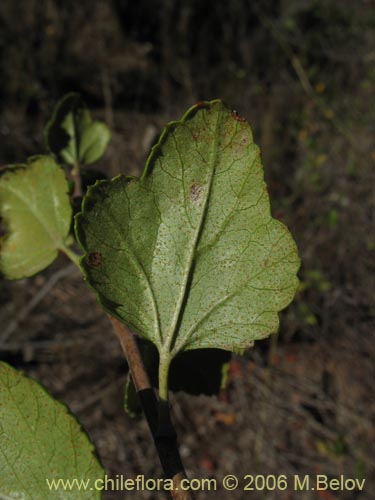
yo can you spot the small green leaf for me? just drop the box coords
[76,100,300,393]
[0,362,103,499]
[0,155,73,279]
[45,93,111,166]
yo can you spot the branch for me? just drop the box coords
[71,163,82,198]
[108,317,195,500]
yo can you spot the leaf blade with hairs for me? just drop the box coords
[76,100,300,367]
[0,362,103,499]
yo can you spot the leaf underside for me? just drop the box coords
[0,362,103,499]
[76,100,300,359]
[0,156,72,279]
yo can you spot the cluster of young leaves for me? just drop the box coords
[45,92,111,167]
[0,97,300,498]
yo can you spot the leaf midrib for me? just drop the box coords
[162,109,222,357]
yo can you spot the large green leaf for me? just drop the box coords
[0,156,73,279]
[45,93,111,166]
[76,100,300,384]
[0,362,103,499]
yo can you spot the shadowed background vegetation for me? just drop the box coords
[0,1,374,499]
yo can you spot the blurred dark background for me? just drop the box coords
[0,1,374,499]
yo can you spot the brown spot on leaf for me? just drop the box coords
[231,110,246,122]
[263,258,269,268]
[88,252,102,268]
[189,183,202,202]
